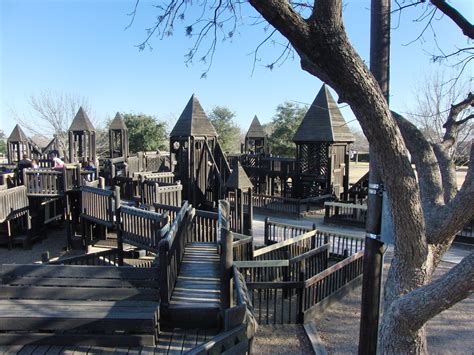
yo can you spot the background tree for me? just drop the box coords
[351,129,369,153]
[208,106,241,153]
[268,102,306,157]
[133,1,474,353]
[0,130,6,156]
[122,113,168,153]
[407,72,473,163]
[10,90,92,153]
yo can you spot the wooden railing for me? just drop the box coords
[113,176,138,201]
[303,250,364,312]
[23,168,65,197]
[456,219,474,244]
[191,209,218,243]
[158,201,193,306]
[263,219,363,259]
[138,172,175,184]
[243,192,303,216]
[254,230,324,261]
[233,233,253,261]
[117,205,169,256]
[324,201,367,228]
[0,185,29,223]
[154,203,181,223]
[234,240,364,324]
[80,186,120,228]
[47,249,121,266]
[140,180,182,208]
[264,218,316,245]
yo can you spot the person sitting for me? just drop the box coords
[52,156,65,168]
[84,159,96,181]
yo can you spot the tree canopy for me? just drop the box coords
[121,113,168,153]
[268,102,306,157]
[208,106,241,153]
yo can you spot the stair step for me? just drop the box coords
[161,306,220,329]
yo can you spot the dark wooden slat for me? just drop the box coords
[0,334,156,347]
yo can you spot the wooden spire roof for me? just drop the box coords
[170,95,217,138]
[246,115,266,138]
[7,124,28,142]
[226,161,253,190]
[69,107,95,132]
[293,85,354,143]
[109,112,128,130]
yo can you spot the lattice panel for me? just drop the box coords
[297,143,329,176]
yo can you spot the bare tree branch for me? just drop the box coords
[392,251,474,333]
[441,92,474,150]
[430,0,474,39]
[392,111,444,209]
[428,142,474,244]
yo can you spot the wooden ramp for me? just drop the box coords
[163,242,221,328]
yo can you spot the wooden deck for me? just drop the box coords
[1,328,218,354]
[164,242,221,328]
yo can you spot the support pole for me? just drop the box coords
[358,0,390,354]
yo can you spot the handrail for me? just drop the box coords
[253,230,317,258]
[305,250,364,287]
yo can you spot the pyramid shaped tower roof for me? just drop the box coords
[109,112,128,130]
[246,115,266,138]
[226,161,253,190]
[293,85,354,143]
[69,107,95,132]
[7,124,29,142]
[170,95,217,138]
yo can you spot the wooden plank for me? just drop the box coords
[168,329,186,354]
[0,334,156,347]
[2,277,159,289]
[0,286,159,301]
[0,264,157,280]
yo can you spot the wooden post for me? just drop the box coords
[297,270,305,323]
[245,187,253,236]
[158,240,170,306]
[264,217,270,245]
[220,228,233,316]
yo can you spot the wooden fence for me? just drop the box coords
[140,181,182,208]
[117,205,170,256]
[23,168,65,197]
[0,185,31,249]
[233,232,253,261]
[158,201,193,306]
[235,247,363,324]
[138,172,175,184]
[243,192,303,216]
[324,201,367,228]
[192,209,219,243]
[264,218,316,245]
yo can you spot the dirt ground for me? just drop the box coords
[313,247,474,354]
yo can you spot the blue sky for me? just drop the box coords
[1,0,472,137]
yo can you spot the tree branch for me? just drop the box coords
[394,251,474,332]
[430,0,474,39]
[428,141,474,244]
[441,92,474,150]
[392,111,444,209]
[432,143,458,203]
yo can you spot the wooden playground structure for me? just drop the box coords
[0,86,470,353]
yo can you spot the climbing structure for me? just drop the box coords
[68,106,96,164]
[109,112,129,159]
[293,84,354,198]
[170,94,230,208]
[7,125,31,164]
